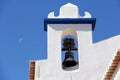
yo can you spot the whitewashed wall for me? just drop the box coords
[33,3,120,80]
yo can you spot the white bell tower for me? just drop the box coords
[30,3,96,80]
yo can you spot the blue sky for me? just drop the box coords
[0,0,120,80]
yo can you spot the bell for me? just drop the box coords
[62,50,78,68]
[62,38,78,51]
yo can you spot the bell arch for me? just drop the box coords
[61,28,79,71]
[61,28,77,39]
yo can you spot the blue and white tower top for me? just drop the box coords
[48,3,92,18]
[44,3,96,31]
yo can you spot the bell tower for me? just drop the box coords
[30,3,96,80]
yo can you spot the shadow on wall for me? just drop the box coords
[49,24,93,31]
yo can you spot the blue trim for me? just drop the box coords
[44,18,96,31]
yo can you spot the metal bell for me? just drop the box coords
[62,38,78,51]
[62,50,78,68]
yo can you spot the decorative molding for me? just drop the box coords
[48,3,92,18]
[44,18,96,31]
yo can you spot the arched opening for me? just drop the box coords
[61,28,79,71]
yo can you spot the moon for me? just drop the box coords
[18,38,24,43]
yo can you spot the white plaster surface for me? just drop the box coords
[48,3,92,18]
[33,3,120,80]
[35,30,120,80]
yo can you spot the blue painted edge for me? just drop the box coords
[44,18,96,31]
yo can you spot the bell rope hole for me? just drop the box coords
[61,28,79,71]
